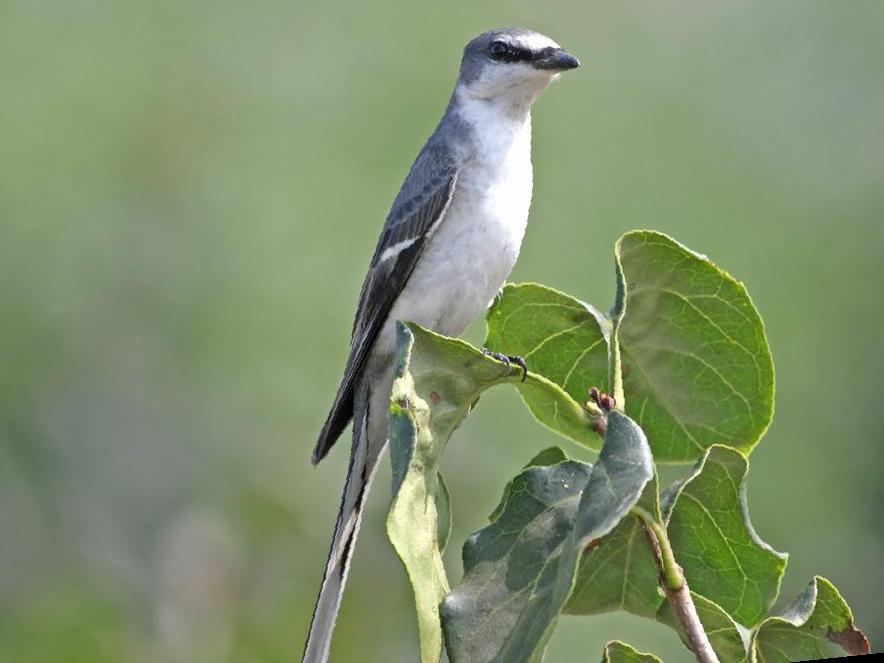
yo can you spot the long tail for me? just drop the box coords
[303,386,384,663]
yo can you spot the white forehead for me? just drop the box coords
[512,32,560,51]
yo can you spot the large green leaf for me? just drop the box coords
[442,410,653,662]
[601,641,662,663]
[441,457,591,662]
[387,324,516,662]
[387,323,598,662]
[485,283,607,449]
[614,231,774,462]
[486,233,774,464]
[750,577,870,662]
[665,445,787,627]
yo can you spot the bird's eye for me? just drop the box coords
[489,41,509,60]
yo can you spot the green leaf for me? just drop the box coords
[547,411,656,657]
[442,410,653,662]
[488,446,570,522]
[601,640,662,663]
[750,577,871,661]
[523,445,570,468]
[565,476,661,619]
[441,458,592,662]
[510,373,601,450]
[387,324,513,662]
[487,232,774,464]
[387,396,449,663]
[665,445,787,626]
[387,323,596,662]
[613,231,774,462]
[485,283,607,449]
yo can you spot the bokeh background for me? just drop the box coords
[2,1,882,661]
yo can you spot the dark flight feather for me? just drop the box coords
[312,143,457,464]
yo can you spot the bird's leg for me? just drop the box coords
[481,348,528,382]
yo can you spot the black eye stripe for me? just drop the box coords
[512,47,533,61]
[489,42,556,63]
[488,41,536,62]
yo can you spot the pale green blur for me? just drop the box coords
[1,1,882,661]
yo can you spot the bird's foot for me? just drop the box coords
[481,348,528,382]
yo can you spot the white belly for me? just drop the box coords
[398,184,529,328]
[376,134,533,359]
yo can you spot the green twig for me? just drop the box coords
[632,507,682,590]
[608,330,625,411]
[632,508,720,663]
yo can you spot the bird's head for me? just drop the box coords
[457,29,579,109]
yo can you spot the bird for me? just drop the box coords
[303,28,579,662]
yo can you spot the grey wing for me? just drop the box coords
[312,147,457,464]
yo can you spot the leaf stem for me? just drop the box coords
[632,508,681,590]
[609,330,625,412]
[632,508,720,663]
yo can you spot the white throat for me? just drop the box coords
[453,84,535,157]
[454,76,552,122]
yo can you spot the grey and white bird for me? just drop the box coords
[304,28,579,662]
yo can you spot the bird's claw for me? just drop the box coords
[481,348,528,382]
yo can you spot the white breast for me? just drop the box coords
[380,101,534,353]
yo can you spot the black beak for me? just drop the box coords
[534,48,580,71]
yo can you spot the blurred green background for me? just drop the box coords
[2,1,882,661]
